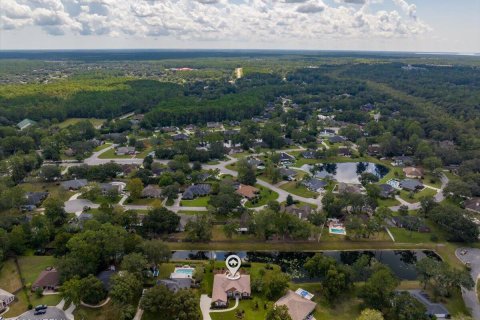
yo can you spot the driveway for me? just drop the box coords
[200,294,212,320]
[64,199,99,214]
[455,247,480,320]
[17,307,68,320]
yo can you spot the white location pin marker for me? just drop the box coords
[225,255,241,280]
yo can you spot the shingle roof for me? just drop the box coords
[212,273,250,303]
[61,179,88,190]
[235,184,259,199]
[32,268,60,289]
[400,179,423,191]
[25,192,49,206]
[182,184,211,200]
[275,290,317,320]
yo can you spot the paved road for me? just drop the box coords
[456,248,480,320]
[204,155,323,208]
[17,307,68,320]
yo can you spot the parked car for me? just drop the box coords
[34,309,47,315]
[34,304,47,311]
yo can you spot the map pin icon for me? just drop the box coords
[226,255,241,280]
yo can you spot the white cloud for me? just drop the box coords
[0,0,431,42]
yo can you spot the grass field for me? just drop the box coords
[0,259,22,293]
[377,197,401,207]
[180,196,210,207]
[245,186,279,208]
[399,188,437,203]
[279,181,318,198]
[18,255,57,286]
[98,148,133,159]
[57,118,105,129]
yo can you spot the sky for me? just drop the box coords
[0,0,479,52]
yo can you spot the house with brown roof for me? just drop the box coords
[31,267,60,292]
[141,185,162,198]
[235,184,259,200]
[212,273,251,308]
[403,167,424,179]
[275,290,317,320]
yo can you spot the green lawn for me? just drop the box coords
[389,227,434,243]
[18,255,57,286]
[399,188,437,203]
[57,118,105,129]
[93,143,112,152]
[210,299,268,320]
[245,186,279,208]
[20,182,72,202]
[279,181,318,198]
[377,197,401,207]
[180,196,210,207]
[0,259,22,293]
[422,174,442,188]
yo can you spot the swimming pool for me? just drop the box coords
[329,227,346,235]
[171,266,195,278]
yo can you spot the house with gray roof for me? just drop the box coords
[115,146,136,156]
[405,290,450,319]
[157,278,192,293]
[25,192,49,207]
[182,184,211,200]
[61,179,88,190]
[279,152,295,164]
[379,184,395,198]
[302,178,327,192]
[328,135,347,144]
[279,168,297,181]
[400,179,424,192]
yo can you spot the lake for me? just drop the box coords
[171,250,440,281]
[300,162,389,184]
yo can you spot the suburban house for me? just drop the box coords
[158,278,192,293]
[17,118,36,131]
[0,288,14,312]
[367,144,381,156]
[207,122,222,129]
[284,205,315,220]
[338,183,363,194]
[172,133,189,141]
[302,178,327,192]
[275,290,317,320]
[301,150,316,159]
[391,216,430,233]
[279,168,297,181]
[379,184,396,198]
[61,179,88,190]
[99,183,119,195]
[182,184,211,200]
[279,152,295,164]
[400,179,424,192]
[160,126,178,133]
[360,103,375,112]
[212,272,251,308]
[403,167,424,179]
[319,128,336,137]
[31,267,60,292]
[25,191,49,207]
[235,184,260,200]
[247,158,265,169]
[337,147,352,157]
[141,185,162,198]
[464,198,480,213]
[406,290,450,319]
[328,135,347,144]
[392,156,414,167]
[115,146,136,156]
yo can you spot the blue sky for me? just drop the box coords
[0,0,479,52]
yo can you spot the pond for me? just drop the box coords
[171,250,440,282]
[300,162,389,184]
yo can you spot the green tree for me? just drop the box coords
[390,292,428,320]
[61,276,83,304]
[323,265,351,302]
[141,240,171,266]
[357,309,384,320]
[286,194,294,206]
[360,265,399,311]
[109,272,143,306]
[80,275,107,305]
[143,207,180,235]
[185,214,213,242]
[237,158,257,186]
[127,178,143,200]
[121,252,148,278]
[265,305,292,320]
[44,197,67,227]
[40,165,61,182]
[264,272,290,300]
